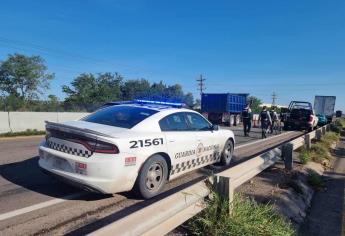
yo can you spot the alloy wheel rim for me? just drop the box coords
[224,142,233,160]
[145,162,163,191]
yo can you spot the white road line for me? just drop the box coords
[235,131,295,150]
[0,192,86,221]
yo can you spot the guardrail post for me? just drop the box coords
[305,134,311,149]
[316,129,322,140]
[214,175,234,214]
[282,143,293,171]
[322,126,326,135]
[326,124,330,132]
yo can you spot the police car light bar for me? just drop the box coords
[134,99,185,108]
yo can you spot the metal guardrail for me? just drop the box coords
[89,124,331,236]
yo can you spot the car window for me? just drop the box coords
[185,112,212,131]
[159,113,189,131]
[82,105,158,129]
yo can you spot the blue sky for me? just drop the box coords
[0,0,344,110]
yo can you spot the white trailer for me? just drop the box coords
[314,95,336,122]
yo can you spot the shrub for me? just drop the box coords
[309,143,330,163]
[0,129,45,137]
[189,193,294,236]
[298,151,311,164]
[331,119,344,133]
[320,132,339,148]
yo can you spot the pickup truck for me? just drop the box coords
[282,101,318,132]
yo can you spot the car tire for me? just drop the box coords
[135,154,168,199]
[283,123,289,131]
[221,139,234,166]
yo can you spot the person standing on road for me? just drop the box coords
[242,104,252,136]
[270,107,279,134]
[259,106,272,139]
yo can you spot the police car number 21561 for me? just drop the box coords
[38,100,235,199]
[129,138,163,148]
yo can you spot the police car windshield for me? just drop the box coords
[82,105,158,129]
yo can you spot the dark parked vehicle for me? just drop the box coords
[336,110,342,118]
[316,114,327,126]
[283,101,318,131]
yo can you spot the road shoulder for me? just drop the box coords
[299,137,345,236]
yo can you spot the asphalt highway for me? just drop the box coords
[0,127,303,235]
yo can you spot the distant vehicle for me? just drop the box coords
[38,100,235,199]
[316,114,327,126]
[201,93,249,126]
[314,96,336,123]
[336,110,342,118]
[283,101,318,132]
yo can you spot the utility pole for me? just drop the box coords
[272,92,277,107]
[196,74,206,96]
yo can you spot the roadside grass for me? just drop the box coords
[320,132,340,148]
[331,118,345,133]
[298,132,339,164]
[0,129,45,137]
[309,143,330,163]
[298,147,311,164]
[189,192,294,236]
[307,171,325,190]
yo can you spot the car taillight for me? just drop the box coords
[309,115,313,122]
[93,141,119,154]
[74,139,119,154]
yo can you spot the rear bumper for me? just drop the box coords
[40,167,106,194]
[38,141,139,194]
[285,120,312,129]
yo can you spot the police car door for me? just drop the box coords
[185,112,220,166]
[159,112,197,178]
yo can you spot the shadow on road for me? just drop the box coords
[0,156,110,201]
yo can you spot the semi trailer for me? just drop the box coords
[314,95,336,123]
[201,93,249,125]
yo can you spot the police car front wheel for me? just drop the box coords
[135,154,168,199]
[221,139,234,166]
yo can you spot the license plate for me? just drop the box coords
[53,157,65,169]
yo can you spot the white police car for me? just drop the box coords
[38,100,235,199]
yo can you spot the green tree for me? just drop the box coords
[183,92,194,107]
[62,72,122,111]
[47,94,60,111]
[0,53,54,100]
[248,96,262,113]
[121,79,151,100]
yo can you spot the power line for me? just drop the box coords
[0,36,147,74]
[196,74,206,96]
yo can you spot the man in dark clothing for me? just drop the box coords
[242,104,252,136]
[259,106,272,139]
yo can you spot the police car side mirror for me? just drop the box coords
[212,124,219,131]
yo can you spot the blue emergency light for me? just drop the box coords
[134,99,185,108]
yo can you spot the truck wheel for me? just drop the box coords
[221,139,234,166]
[135,154,168,199]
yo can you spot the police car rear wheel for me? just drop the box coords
[221,139,233,166]
[136,154,168,199]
